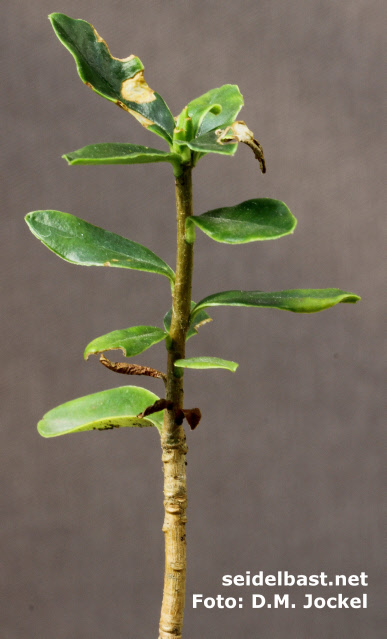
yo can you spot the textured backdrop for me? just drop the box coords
[1,1,385,637]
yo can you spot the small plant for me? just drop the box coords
[26,13,360,638]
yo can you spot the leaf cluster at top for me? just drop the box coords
[49,13,244,173]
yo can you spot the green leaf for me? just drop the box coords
[25,210,175,283]
[37,386,164,437]
[186,85,244,137]
[174,357,238,373]
[187,199,297,244]
[63,143,182,173]
[177,130,238,156]
[49,13,175,144]
[163,302,212,340]
[191,289,361,320]
[84,326,167,359]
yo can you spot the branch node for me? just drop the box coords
[137,399,202,430]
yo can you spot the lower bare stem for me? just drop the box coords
[158,166,193,638]
[159,430,188,639]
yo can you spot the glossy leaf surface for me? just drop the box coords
[84,326,167,359]
[178,130,238,156]
[25,211,175,283]
[37,386,164,437]
[186,85,244,137]
[50,13,175,143]
[174,357,238,372]
[191,289,361,320]
[163,302,212,340]
[187,198,296,244]
[63,143,182,172]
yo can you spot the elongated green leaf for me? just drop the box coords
[175,357,238,372]
[191,289,361,320]
[186,85,244,137]
[25,211,175,283]
[50,13,175,143]
[187,198,296,244]
[38,386,164,437]
[63,143,182,173]
[177,130,238,156]
[84,326,167,359]
[163,302,212,340]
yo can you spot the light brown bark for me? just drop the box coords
[158,431,188,639]
[158,166,193,638]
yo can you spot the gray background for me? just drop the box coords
[2,1,385,637]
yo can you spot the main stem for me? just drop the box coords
[159,166,194,639]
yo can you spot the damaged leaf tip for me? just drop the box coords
[49,13,175,143]
[216,121,266,173]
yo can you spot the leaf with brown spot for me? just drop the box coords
[25,210,175,284]
[49,13,175,143]
[37,386,165,437]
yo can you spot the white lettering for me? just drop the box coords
[320,572,328,586]
[348,575,359,586]
[225,597,237,609]
[337,594,349,608]
[252,572,263,587]
[284,572,295,586]
[296,575,307,586]
[274,594,290,608]
[204,597,215,609]
[351,597,361,608]
[252,594,266,608]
